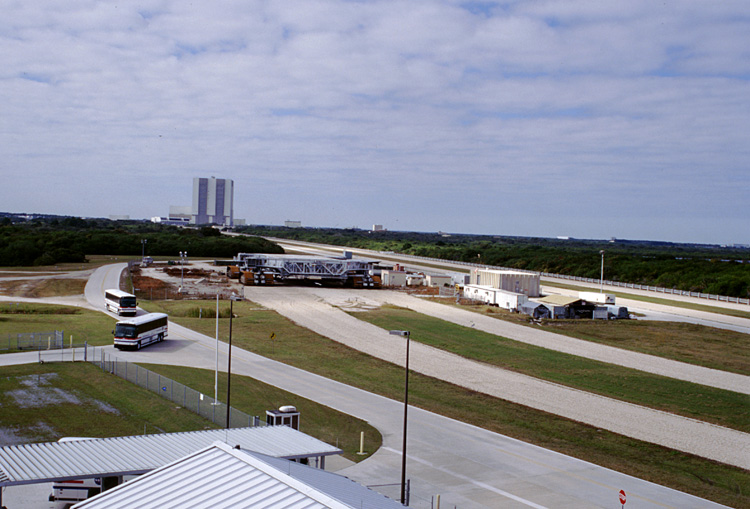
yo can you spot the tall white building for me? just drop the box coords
[192,177,233,226]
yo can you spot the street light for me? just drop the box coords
[141,239,147,261]
[179,251,187,291]
[599,250,605,293]
[226,293,242,429]
[389,329,410,505]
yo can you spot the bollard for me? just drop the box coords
[358,431,365,455]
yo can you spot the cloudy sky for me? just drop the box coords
[2,1,749,244]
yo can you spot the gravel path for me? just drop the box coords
[245,286,750,470]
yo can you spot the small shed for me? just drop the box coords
[426,274,453,287]
[380,270,407,287]
[519,301,551,319]
[536,295,583,319]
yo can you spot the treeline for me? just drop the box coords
[0,217,283,267]
[237,225,750,298]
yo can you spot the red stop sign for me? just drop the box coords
[619,489,627,505]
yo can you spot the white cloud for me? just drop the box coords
[0,0,748,243]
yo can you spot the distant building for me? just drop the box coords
[372,224,385,232]
[284,220,302,228]
[470,269,541,297]
[109,215,130,221]
[192,177,233,226]
[169,206,191,223]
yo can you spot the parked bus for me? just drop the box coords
[104,289,137,316]
[113,313,168,350]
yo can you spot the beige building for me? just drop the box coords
[469,269,541,297]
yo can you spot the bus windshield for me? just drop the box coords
[114,324,137,338]
[120,297,137,307]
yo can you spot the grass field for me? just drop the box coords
[143,298,750,508]
[0,362,217,444]
[0,302,115,349]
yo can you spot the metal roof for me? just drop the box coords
[72,442,402,509]
[536,295,582,306]
[0,426,341,487]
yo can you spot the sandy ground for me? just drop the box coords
[243,285,750,470]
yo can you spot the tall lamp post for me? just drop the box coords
[226,293,242,429]
[179,251,187,291]
[389,329,411,505]
[599,250,605,293]
[141,239,147,261]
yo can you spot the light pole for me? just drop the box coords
[141,239,147,261]
[226,293,242,429]
[389,329,410,505]
[179,251,187,291]
[600,250,605,293]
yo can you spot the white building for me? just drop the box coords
[192,177,234,226]
[469,269,541,297]
[463,285,529,311]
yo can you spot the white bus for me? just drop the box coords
[113,313,168,350]
[104,289,138,316]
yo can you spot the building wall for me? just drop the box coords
[463,284,528,310]
[381,270,407,286]
[470,269,540,297]
[192,177,234,225]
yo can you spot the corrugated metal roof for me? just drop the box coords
[0,426,341,487]
[72,442,401,509]
[536,295,581,306]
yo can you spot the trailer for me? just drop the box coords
[463,284,528,311]
[579,292,616,305]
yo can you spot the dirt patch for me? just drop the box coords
[6,373,120,413]
[0,278,87,298]
[0,422,57,446]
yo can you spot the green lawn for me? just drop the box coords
[0,362,217,442]
[0,302,115,350]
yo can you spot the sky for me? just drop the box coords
[2,1,749,245]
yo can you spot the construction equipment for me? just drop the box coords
[227,253,380,288]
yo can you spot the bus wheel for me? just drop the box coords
[158,333,164,342]
[136,341,141,350]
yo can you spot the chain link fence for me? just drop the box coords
[1,330,64,352]
[93,351,262,429]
